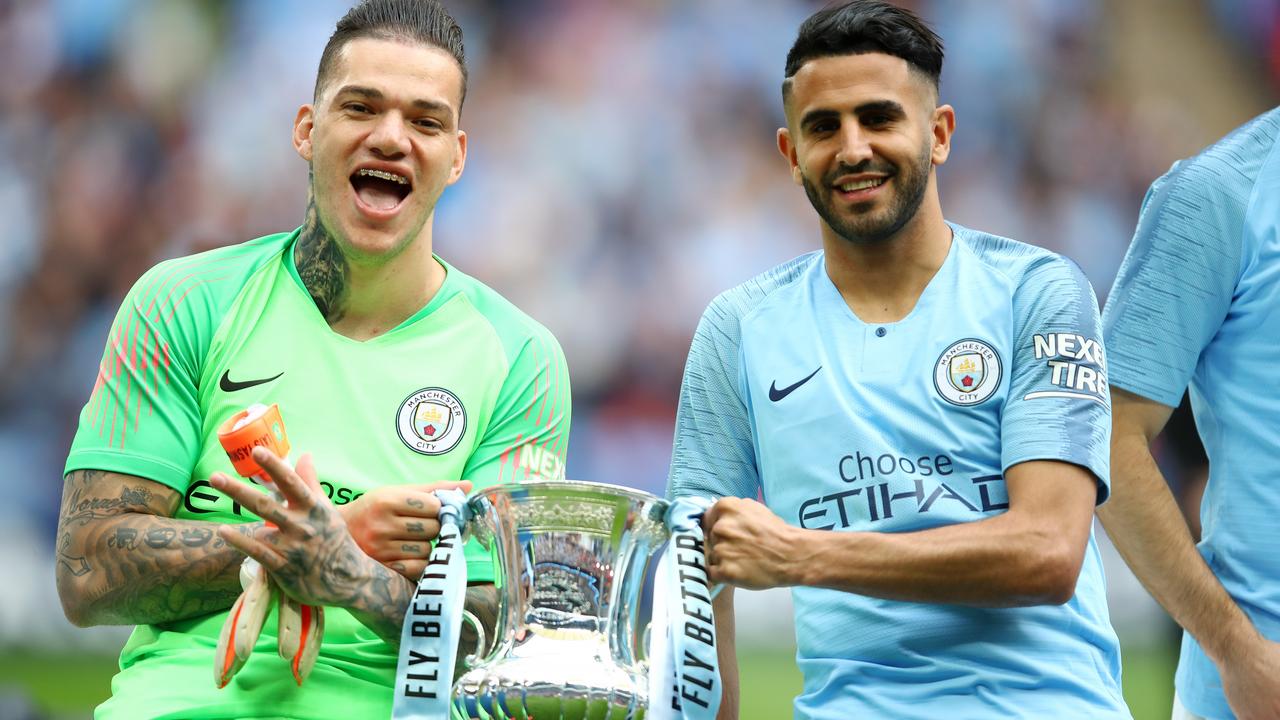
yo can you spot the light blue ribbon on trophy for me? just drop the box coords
[649,496,721,720]
[392,489,470,720]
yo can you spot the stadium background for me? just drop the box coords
[0,0,1276,717]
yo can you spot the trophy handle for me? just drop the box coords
[460,609,488,671]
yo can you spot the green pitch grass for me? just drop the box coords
[1,642,1176,720]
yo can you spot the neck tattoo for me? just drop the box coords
[294,196,349,323]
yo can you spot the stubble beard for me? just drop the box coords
[802,142,933,246]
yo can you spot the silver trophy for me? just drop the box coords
[453,480,673,720]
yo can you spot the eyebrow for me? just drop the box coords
[798,100,907,130]
[854,100,906,117]
[334,85,455,123]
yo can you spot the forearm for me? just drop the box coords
[344,558,419,645]
[346,571,499,653]
[57,510,258,626]
[794,515,1077,607]
[1098,432,1258,661]
[56,469,262,626]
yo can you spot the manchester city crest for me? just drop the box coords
[935,339,1001,406]
[396,387,467,455]
[948,353,986,393]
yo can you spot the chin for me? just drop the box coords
[330,222,405,258]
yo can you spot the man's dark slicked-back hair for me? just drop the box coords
[784,0,943,95]
[314,0,467,104]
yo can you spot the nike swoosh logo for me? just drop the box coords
[769,367,822,402]
[219,370,284,393]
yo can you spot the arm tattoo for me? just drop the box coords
[345,568,499,669]
[56,470,262,626]
[294,190,349,323]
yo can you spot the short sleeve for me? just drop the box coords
[64,261,212,492]
[1002,257,1112,503]
[461,325,571,486]
[667,294,760,501]
[1101,160,1243,408]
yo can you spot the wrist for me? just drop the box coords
[784,525,818,586]
[1203,618,1264,665]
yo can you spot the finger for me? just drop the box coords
[395,517,443,541]
[218,524,287,572]
[211,474,300,532]
[294,453,323,495]
[363,529,441,557]
[397,490,443,518]
[702,498,725,535]
[373,540,434,561]
[386,559,427,582]
[361,530,438,563]
[252,446,317,510]
[706,564,724,585]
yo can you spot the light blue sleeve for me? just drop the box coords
[667,293,760,501]
[1002,256,1112,502]
[1101,156,1246,408]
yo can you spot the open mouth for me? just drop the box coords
[350,168,412,213]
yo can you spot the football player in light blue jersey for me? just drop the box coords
[666,2,1130,718]
[1100,108,1280,720]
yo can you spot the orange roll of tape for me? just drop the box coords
[217,404,291,478]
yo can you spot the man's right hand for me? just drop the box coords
[1221,635,1280,720]
[338,481,473,580]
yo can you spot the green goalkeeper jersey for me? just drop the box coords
[64,230,571,719]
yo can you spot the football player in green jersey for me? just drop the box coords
[54,1,571,718]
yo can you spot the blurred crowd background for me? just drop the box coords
[1,0,1277,717]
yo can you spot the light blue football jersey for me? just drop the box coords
[1103,107,1280,720]
[668,224,1129,719]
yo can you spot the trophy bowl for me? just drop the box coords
[453,480,671,720]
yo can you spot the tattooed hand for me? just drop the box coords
[211,449,411,626]
[340,480,474,581]
[212,448,384,604]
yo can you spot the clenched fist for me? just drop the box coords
[702,496,806,590]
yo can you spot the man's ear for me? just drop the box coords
[778,127,803,187]
[446,130,467,185]
[293,105,316,162]
[930,104,955,166]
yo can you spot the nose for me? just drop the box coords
[365,111,410,158]
[834,123,873,168]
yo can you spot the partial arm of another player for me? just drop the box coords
[712,587,739,720]
[703,459,1095,607]
[1098,388,1280,720]
[55,469,260,627]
